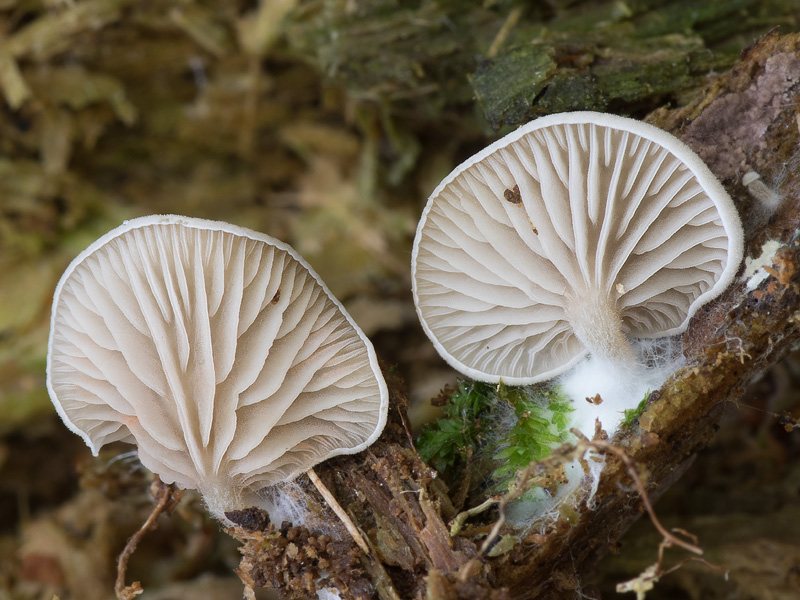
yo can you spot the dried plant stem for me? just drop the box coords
[450,495,499,536]
[617,533,727,599]
[398,405,417,451]
[115,478,183,600]
[307,468,371,555]
[486,6,523,58]
[581,435,702,556]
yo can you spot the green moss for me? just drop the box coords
[469,0,792,128]
[491,383,573,490]
[416,380,574,491]
[416,380,496,476]
[621,393,649,427]
[471,45,555,128]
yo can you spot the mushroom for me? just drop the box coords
[742,170,782,211]
[412,111,743,392]
[47,214,389,522]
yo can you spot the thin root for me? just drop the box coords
[115,477,184,600]
[580,434,702,556]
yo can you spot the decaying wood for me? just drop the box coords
[230,31,800,599]
[307,468,371,555]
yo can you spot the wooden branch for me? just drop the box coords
[494,30,800,599]
[231,31,800,600]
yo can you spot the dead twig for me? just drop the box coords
[397,404,417,451]
[307,468,371,555]
[580,432,729,599]
[115,477,184,600]
[578,433,702,556]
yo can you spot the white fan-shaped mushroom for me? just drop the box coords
[412,112,743,385]
[47,215,388,518]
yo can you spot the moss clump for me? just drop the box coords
[416,381,574,493]
[491,384,573,490]
[416,380,496,476]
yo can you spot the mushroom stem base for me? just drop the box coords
[565,292,636,370]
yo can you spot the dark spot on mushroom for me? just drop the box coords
[271,288,281,304]
[503,185,539,234]
[503,184,522,204]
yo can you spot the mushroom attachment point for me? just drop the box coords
[47,215,389,520]
[412,112,743,386]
